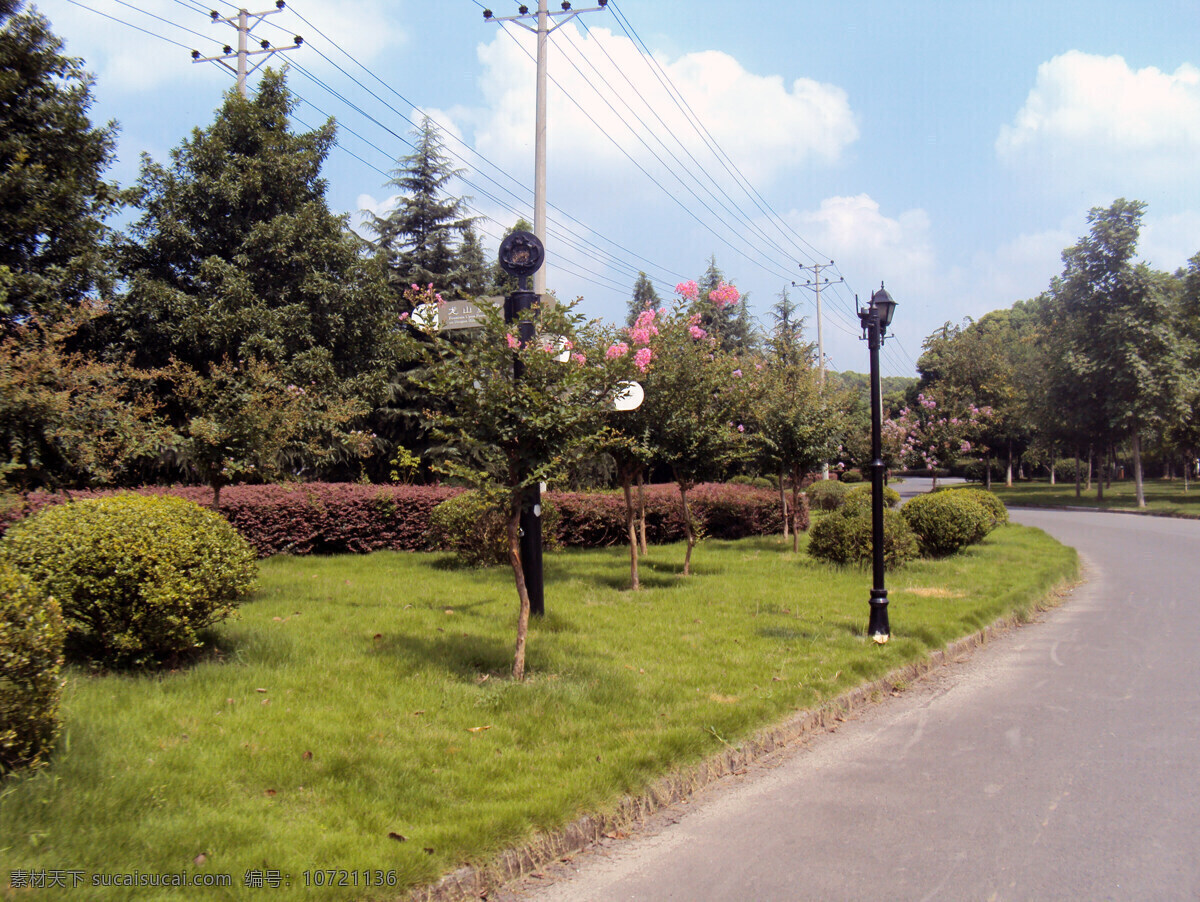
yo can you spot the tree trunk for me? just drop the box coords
[212,480,223,511]
[778,469,789,539]
[1086,446,1093,492]
[1132,430,1146,508]
[985,454,992,490]
[1106,443,1114,490]
[677,479,695,576]
[790,464,803,553]
[636,471,648,555]
[1096,447,1104,501]
[622,477,640,590]
[1185,455,1191,492]
[1006,440,1014,487]
[1074,449,1081,497]
[507,510,532,681]
[1049,459,1057,485]
[930,465,938,491]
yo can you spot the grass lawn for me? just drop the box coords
[987,478,1200,518]
[0,528,1076,901]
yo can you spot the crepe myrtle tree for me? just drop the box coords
[639,283,750,575]
[884,391,993,489]
[589,307,664,590]
[416,297,628,680]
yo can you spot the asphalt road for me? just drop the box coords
[500,503,1200,901]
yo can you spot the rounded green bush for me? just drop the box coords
[0,494,257,667]
[807,508,918,569]
[1,563,65,773]
[901,491,992,558]
[842,483,902,516]
[804,479,849,512]
[430,491,560,567]
[955,488,1009,529]
[838,469,864,484]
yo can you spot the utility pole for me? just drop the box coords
[483,1,609,295]
[793,261,844,383]
[192,1,303,98]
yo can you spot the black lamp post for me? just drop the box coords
[858,284,898,643]
[498,231,547,617]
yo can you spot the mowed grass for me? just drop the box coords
[988,478,1200,518]
[0,528,1076,901]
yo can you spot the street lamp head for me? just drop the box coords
[870,284,897,331]
[498,231,545,286]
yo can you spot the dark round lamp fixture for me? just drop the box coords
[498,231,545,283]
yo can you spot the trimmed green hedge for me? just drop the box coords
[901,491,991,558]
[0,563,65,773]
[807,508,919,569]
[0,494,257,667]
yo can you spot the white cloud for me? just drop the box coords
[790,195,936,289]
[456,24,858,191]
[38,0,405,93]
[997,51,1200,191]
[1141,210,1200,272]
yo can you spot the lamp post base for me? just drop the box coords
[868,591,889,644]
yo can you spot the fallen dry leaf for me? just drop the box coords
[265,789,277,796]
[387,832,407,842]
[193,854,208,866]
[467,725,492,733]
[302,751,313,760]
[255,688,267,693]
[412,710,425,716]
[423,848,435,855]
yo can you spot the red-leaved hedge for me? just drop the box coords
[1,482,804,558]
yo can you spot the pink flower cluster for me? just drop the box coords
[708,281,740,308]
[607,307,658,371]
[628,308,660,346]
[675,280,700,301]
[606,342,630,359]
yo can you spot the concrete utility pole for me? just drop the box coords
[483,0,609,295]
[794,261,844,384]
[192,2,302,98]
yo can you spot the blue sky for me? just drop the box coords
[35,0,1200,376]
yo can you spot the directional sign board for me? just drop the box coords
[439,297,502,331]
[438,295,557,331]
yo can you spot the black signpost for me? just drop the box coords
[498,231,547,617]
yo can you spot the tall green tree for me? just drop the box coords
[0,2,119,325]
[1049,199,1187,506]
[365,117,477,301]
[625,271,661,327]
[107,71,399,490]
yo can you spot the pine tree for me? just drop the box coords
[625,272,661,327]
[366,117,477,300]
[694,255,756,354]
[767,286,810,366]
[106,71,400,496]
[0,2,119,325]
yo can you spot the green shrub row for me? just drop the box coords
[808,488,1009,569]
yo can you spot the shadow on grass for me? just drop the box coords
[373,630,515,680]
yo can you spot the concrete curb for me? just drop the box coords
[405,576,1080,902]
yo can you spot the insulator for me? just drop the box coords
[191,49,200,59]
[294,35,303,45]
[260,39,270,49]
